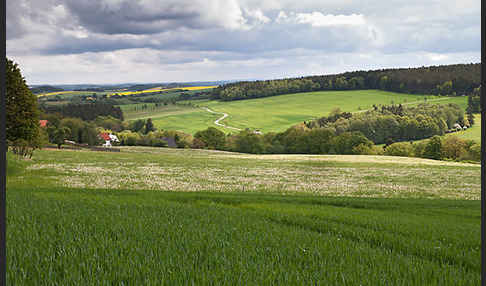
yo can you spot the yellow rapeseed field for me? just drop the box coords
[36,91,78,97]
[107,86,217,97]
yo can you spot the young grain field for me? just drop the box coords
[7,147,480,285]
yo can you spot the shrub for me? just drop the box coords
[423,136,442,160]
[234,130,265,154]
[330,132,373,155]
[384,142,414,157]
[441,136,466,160]
[194,127,226,150]
[352,143,375,155]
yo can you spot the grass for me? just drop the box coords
[126,90,467,134]
[7,147,480,285]
[120,104,194,121]
[120,104,226,134]
[446,114,481,142]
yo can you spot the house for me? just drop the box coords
[99,132,119,147]
[39,120,48,128]
[109,134,120,143]
[453,123,462,131]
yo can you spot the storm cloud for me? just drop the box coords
[6,0,481,84]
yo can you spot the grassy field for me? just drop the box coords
[446,114,481,142]
[125,90,467,134]
[7,147,480,284]
[120,103,226,134]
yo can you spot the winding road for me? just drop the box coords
[202,96,455,131]
[203,107,242,131]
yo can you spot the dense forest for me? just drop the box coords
[212,63,480,101]
[40,102,124,121]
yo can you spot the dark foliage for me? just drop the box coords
[40,102,124,121]
[6,58,41,156]
[310,103,464,144]
[213,63,480,101]
[30,85,64,94]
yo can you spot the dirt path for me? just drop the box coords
[203,107,242,131]
[203,96,453,130]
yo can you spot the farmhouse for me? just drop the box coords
[99,132,119,147]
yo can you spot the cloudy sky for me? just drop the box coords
[6,0,481,85]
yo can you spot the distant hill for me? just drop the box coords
[213,63,481,101]
[34,81,234,92]
[29,85,64,94]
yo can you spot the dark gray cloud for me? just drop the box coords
[62,0,200,35]
[6,0,25,39]
[5,0,481,84]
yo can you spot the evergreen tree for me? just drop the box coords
[6,58,41,153]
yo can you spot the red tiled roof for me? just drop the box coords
[99,133,111,141]
[39,120,48,128]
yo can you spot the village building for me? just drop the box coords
[99,132,119,147]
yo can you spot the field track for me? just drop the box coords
[204,95,457,130]
[203,107,241,131]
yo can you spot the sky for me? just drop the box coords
[6,0,481,85]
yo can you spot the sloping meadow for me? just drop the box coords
[7,147,480,285]
[22,147,479,200]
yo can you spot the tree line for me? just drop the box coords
[189,123,479,162]
[211,63,480,101]
[40,102,124,121]
[305,104,466,144]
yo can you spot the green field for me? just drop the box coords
[406,114,481,146]
[120,103,226,134]
[446,114,481,142]
[7,148,480,284]
[123,90,468,134]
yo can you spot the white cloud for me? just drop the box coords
[244,8,271,24]
[426,53,449,61]
[6,0,481,84]
[294,12,366,27]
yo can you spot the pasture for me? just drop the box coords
[447,114,481,142]
[126,90,468,134]
[7,147,480,285]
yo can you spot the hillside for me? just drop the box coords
[7,147,480,284]
[213,63,480,101]
[124,89,467,134]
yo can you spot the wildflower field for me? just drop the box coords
[7,147,480,285]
